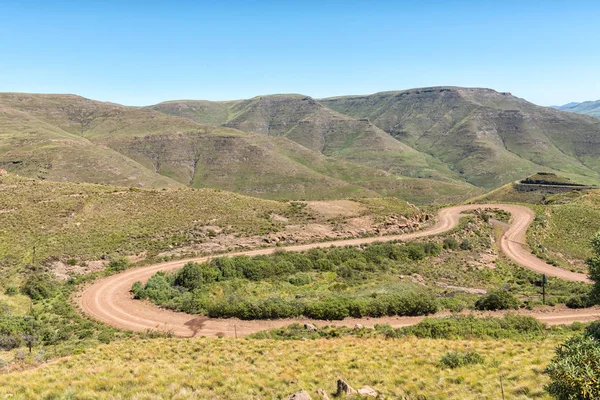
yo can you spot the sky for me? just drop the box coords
[0,0,599,106]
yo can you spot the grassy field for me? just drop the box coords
[0,174,299,274]
[0,335,569,399]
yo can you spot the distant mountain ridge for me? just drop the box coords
[552,100,600,117]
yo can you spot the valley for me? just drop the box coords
[1,88,600,400]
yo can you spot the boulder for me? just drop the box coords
[315,388,331,400]
[354,324,364,329]
[304,323,318,332]
[358,386,378,397]
[286,390,312,400]
[336,379,358,396]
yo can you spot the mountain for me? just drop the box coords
[552,100,600,118]
[5,87,599,203]
[222,94,462,182]
[0,92,477,203]
[321,87,600,189]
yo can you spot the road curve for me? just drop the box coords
[76,204,593,337]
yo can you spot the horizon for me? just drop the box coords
[1,1,599,106]
[8,85,597,108]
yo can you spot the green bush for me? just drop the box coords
[585,321,600,340]
[460,239,473,251]
[4,286,18,296]
[251,315,549,341]
[566,295,591,309]
[475,290,520,311]
[288,273,312,286]
[545,335,600,399]
[106,257,131,272]
[439,350,484,369]
[21,274,56,300]
[388,315,545,340]
[443,238,459,250]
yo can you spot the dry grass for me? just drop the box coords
[0,336,561,399]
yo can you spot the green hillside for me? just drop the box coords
[0,174,299,273]
[321,87,600,189]
[150,99,239,125]
[0,92,478,203]
[553,100,600,118]
[223,94,463,182]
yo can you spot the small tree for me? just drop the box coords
[588,232,600,303]
[475,290,520,311]
[545,330,600,399]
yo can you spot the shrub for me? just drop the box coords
[174,262,206,289]
[0,335,22,351]
[315,258,335,271]
[66,258,77,266]
[288,273,312,286]
[566,295,590,309]
[21,274,56,300]
[585,321,600,340]
[97,330,115,344]
[4,286,18,296]
[443,238,459,250]
[439,350,484,369]
[406,244,426,261]
[475,290,520,311]
[460,238,473,250]
[395,315,545,340]
[106,257,131,272]
[423,242,441,257]
[304,298,350,320]
[545,335,600,399]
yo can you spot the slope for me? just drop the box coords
[0,92,478,203]
[321,87,600,189]
[223,94,463,182]
[553,100,600,118]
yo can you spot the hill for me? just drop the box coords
[0,93,477,203]
[552,100,600,118]
[222,94,462,182]
[321,87,600,189]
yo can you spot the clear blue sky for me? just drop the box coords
[1,0,598,106]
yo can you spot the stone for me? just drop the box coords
[304,323,318,331]
[315,388,331,400]
[358,386,378,397]
[354,324,364,329]
[336,379,358,396]
[286,390,312,400]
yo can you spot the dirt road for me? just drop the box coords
[76,204,594,337]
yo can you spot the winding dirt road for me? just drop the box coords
[76,204,594,337]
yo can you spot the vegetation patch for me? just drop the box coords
[133,242,443,319]
[251,315,557,341]
[439,350,485,369]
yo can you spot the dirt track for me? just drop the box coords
[76,204,594,337]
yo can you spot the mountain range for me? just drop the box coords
[1,87,599,204]
[552,100,600,118]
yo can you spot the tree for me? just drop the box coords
[545,330,600,399]
[587,232,600,303]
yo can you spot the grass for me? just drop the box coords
[0,335,571,399]
[527,190,600,272]
[0,174,299,273]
